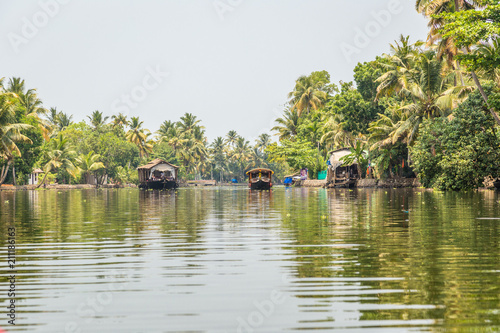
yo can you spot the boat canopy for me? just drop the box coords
[246,168,274,175]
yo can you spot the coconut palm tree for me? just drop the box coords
[415,0,500,125]
[375,35,420,100]
[57,112,73,131]
[76,151,105,184]
[37,133,78,188]
[255,133,271,153]
[0,92,33,184]
[225,130,239,148]
[156,120,176,142]
[87,110,109,129]
[210,137,227,179]
[320,113,354,150]
[271,108,300,141]
[126,117,153,158]
[178,113,202,134]
[288,75,328,116]
[231,137,252,171]
[111,113,128,130]
[6,77,25,96]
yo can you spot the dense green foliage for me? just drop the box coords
[411,89,500,190]
[1,1,499,190]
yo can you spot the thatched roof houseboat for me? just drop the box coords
[327,148,359,188]
[137,158,179,190]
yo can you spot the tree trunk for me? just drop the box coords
[452,0,500,125]
[0,160,12,185]
[12,166,17,186]
[36,171,49,188]
[471,71,500,126]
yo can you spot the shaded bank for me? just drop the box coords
[0,184,137,191]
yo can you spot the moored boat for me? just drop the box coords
[246,168,274,190]
[137,158,179,190]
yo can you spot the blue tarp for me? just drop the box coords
[284,177,293,185]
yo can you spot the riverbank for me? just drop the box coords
[293,178,422,188]
[0,184,137,191]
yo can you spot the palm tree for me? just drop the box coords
[76,151,105,184]
[57,112,73,131]
[255,133,271,153]
[339,140,368,178]
[271,108,300,141]
[231,137,252,170]
[0,92,33,184]
[391,50,464,145]
[156,120,176,142]
[474,39,500,88]
[37,133,78,187]
[87,110,109,129]
[126,117,152,158]
[375,35,420,100]
[111,113,128,130]
[178,113,202,134]
[320,113,354,150]
[210,137,227,171]
[6,77,25,96]
[225,130,239,148]
[288,75,328,116]
[415,0,477,85]
[415,0,500,125]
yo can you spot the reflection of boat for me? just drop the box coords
[246,168,274,190]
[137,159,179,190]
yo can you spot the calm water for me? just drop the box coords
[0,187,499,332]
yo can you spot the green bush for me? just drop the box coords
[411,88,500,190]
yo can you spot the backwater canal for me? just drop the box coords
[0,187,499,332]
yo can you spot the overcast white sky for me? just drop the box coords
[1,0,429,142]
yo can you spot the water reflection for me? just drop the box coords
[0,187,498,332]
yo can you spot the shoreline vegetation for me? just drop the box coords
[1,1,499,191]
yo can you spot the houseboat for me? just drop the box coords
[326,148,360,188]
[137,158,179,190]
[246,168,274,190]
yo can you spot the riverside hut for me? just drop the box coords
[327,148,360,188]
[28,168,44,185]
[137,159,179,190]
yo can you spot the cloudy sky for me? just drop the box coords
[1,0,429,142]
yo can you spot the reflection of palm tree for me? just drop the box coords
[37,133,78,188]
[0,92,33,184]
[272,108,299,141]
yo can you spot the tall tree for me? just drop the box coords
[288,74,329,116]
[0,92,33,184]
[271,108,300,141]
[87,110,109,129]
[76,151,105,184]
[37,133,78,187]
[126,117,152,158]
